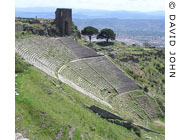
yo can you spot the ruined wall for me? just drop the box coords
[88,105,160,134]
[55,8,72,36]
[88,105,124,120]
[15,24,23,33]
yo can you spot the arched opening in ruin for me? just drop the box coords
[65,21,69,35]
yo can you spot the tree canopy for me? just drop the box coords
[97,28,116,43]
[81,26,98,42]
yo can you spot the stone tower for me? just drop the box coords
[55,8,72,36]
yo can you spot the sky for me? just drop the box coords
[15,0,165,12]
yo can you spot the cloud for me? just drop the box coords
[15,0,165,12]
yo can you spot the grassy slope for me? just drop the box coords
[16,65,139,140]
[15,34,165,139]
[15,54,164,140]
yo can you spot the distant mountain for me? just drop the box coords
[15,7,56,12]
[15,7,165,38]
[72,9,165,19]
[15,7,165,19]
[73,18,165,36]
[15,12,55,18]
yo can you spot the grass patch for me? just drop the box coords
[16,66,138,140]
[15,54,30,73]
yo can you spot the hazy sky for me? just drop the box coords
[15,0,165,12]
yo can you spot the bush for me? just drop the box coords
[134,129,141,137]
[109,53,115,59]
[125,119,134,130]
[126,119,133,125]
[15,63,26,73]
[15,54,30,73]
[131,126,141,137]
[143,86,149,92]
[156,98,165,113]
[125,120,141,138]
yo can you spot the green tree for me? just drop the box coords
[97,28,116,43]
[81,26,98,42]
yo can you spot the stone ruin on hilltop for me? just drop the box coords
[15,8,73,37]
[55,8,72,36]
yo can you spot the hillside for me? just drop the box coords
[15,63,137,140]
[15,18,165,140]
[15,54,164,140]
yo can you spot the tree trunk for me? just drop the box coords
[106,38,109,43]
[89,36,92,42]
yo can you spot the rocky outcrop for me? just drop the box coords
[68,125,75,140]
[15,17,80,38]
[15,18,57,36]
[15,24,23,32]
[56,126,64,140]
[15,133,29,140]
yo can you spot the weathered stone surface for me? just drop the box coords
[60,37,101,59]
[16,114,22,122]
[15,91,19,96]
[68,125,75,140]
[81,132,84,140]
[40,111,46,116]
[55,8,72,36]
[135,96,158,119]
[15,24,23,32]
[15,133,29,140]
[15,133,23,140]
[56,125,64,140]
[89,126,96,131]
[48,89,53,95]
[41,123,46,128]
[84,56,140,94]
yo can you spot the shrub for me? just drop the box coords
[132,44,136,47]
[109,53,115,59]
[143,86,149,92]
[126,119,133,125]
[134,128,141,138]
[15,54,30,73]
[15,63,26,73]
[125,119,134,130]
[156,98,165,113]
[131,126,141,137]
